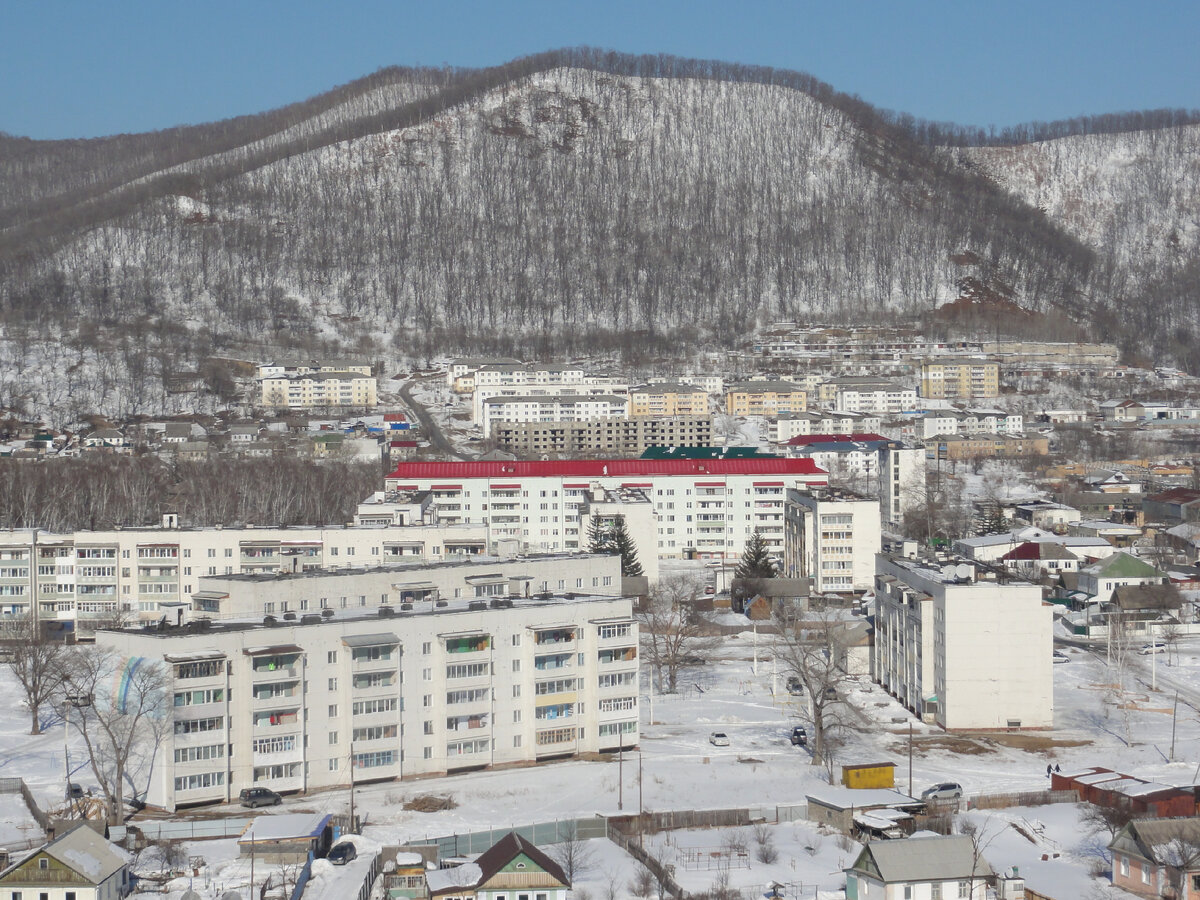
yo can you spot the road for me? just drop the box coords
[398,377,472,460]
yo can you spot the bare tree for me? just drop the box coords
[637,574,721,693]
[57,647,170,824]
[752,823,778,864]
[1079,800,1136,840]
[1,613,69,734]
[550,820,596,883]
[772,605,847,771]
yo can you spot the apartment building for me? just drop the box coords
[919,359,1001,400]
[98,583,638,810]
[891,408,1024,442]
[929,433,1049,460]
[767,411,883,443]
[0,518,488,633]
[784,435,924,529]
[814,378,918,415]
[258,361,377,410]
[191,553,623,618]
[783,488,881,593]
[446,358,522,392]
[629,383,710,417]
[874,553,1053,730]
[479,394,630,438]
[646,374,724,395]
[724,381,808,416]
[492,416,712,457]
[385,457,828,562]
[471,367,628,422]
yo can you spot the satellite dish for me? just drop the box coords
[940,565,957,580]
[955,564,973,582]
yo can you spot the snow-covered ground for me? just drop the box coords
[5,629,1198,898]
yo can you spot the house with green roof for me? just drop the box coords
[0,823,132,900]
[1078,552,1167,604]
[425,832,569,900]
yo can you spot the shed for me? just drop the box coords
[842,762,896,789]
[805,786,921,833]
[238,814,333,863]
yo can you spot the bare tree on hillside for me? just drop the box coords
[57,647,170,824]
[550,820,596,883]
[637,574,721,694]
[1,614,69,734]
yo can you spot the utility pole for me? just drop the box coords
[348,743,356,831]
[618,740,623,811]
[908,722,913,798]
[638,751,644,848]
[1170,692,1179,760]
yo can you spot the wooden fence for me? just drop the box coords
[967,789,1077,810]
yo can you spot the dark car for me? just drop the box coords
[239,787,282,808]
[790,726,808,746]
[786,676,803,696]
[327,842,357,866]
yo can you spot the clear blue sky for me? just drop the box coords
[4,0,1198,140]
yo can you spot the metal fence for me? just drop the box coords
[424,817,608,858]
[134,818,253,841]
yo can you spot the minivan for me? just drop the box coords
[239,787,282,808]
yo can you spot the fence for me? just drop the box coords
[0,777,50,831]
[134,818,253,841]
[288,853,314,900]
[424,817,608,858]
[607,823,685,900]
[966,790,1077,811]
[609,804,808,835]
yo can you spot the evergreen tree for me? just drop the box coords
[734,530,777,579]
[610,515,644,577]
[587,516,612,554]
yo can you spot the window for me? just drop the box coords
[38,860,48,870]
[327,651,337,664]
[328,705,338,717]
[958,882,970,898]
[931,885,942,900]
[1142,867,1151,885]
[328,678,337,691]
[328,731,338,745]
[903,887,911,900]
[1120,856,1129,877]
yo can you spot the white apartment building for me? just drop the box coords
[767,411,883,443]
[385,458,828,563]
[874,554,1053,731]
[577,487,660,582]
[646,374,724,394]
[98,583,638,811]
[784,437,923,529]
[815,378,918,415]
[191,554,623,620]
[893,409,1024,442]
[479,394,630,438]
[446,358,522,391]
[0,517,488,634]
[783,488,880,593]
[471,366,628,422]
[258,361,377,410]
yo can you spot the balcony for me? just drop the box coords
[252,689,300,709]
[598,647,637,665]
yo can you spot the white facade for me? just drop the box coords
[783,488,880,593]
[578,487,660,582]
[479,393,630,438]
[874,554,1053,730]
[0,520,489,632]
[99,584,638,811]
[259,363,377,410]
[953,528,1118,563]
[766,411,883,443]
[472,368,628,422]
[787,441,923,529]
[385,460,829,563]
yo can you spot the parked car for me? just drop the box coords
[786,676,803,696]
[790,726,808,746]
[709,731,730,747]
[1052,650,1070,664]
[327,842,357,866]
[239,787,282,808]
[1139,642,1167,655]
[921,782,963,801]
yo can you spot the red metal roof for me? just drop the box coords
[387,458,827,480]
[785,433,888,446]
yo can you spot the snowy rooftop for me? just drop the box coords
[240,813,332,842]
[426,862,482,893]
[805,786,919,809]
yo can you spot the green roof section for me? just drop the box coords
[1093,552,1164,578]
[641,445,779,460]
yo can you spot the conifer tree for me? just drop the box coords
[610,515,644,577]
[734,530,777,579]
[587,516,612,554]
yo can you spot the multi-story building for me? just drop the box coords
[471,367,628,422]
[646,374,724,395]
[783,488,880,593]
[0,517,488,633]
[724,381,808,417]
[191,553,623,618]
[814,378,918,415]
[98,581,638,811]
[446,358,522,392]
[929,433,1049,460]
[385,457,828,562]
[784,435,924,529]
[766,411,882,444]
[259,361,377,410]
[888,408,1024,442]
[492,416,712,457]
[479,394,630,438]
[629,383,710,417]
[920,358,1001,400]
[873,553,1053,730]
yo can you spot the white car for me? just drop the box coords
[1139,642,1167,655]
[709,731,729,747]
[1052,650,1070,664]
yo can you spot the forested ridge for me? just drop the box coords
[1,48,1198,424]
